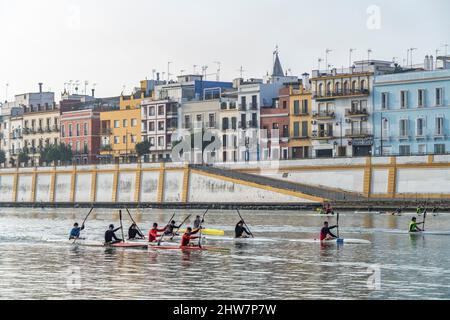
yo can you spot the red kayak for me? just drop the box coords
[148,244,229,252]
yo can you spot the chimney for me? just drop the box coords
[156,72,160,82]
[302,73,311,91]
[91,88,95,97]
[38,82,43,93]
[430,55,434,70]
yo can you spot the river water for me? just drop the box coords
[0,207,450,300]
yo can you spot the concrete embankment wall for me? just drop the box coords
[217,155,450,200]
[0,163,320,207]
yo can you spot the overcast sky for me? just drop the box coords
[0,0,449,99]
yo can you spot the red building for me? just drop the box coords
[60,109,101,164]
[260,85,291,160]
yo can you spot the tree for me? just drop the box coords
[18,152,29,165]
[40,144,73,165]
[135,140,151,157]
[0,150,6,167]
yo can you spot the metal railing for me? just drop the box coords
[345,128,372,137]
[314,89,370,99]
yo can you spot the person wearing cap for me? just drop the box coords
[105,224,122,244]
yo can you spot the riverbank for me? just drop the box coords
[1,200,449,212]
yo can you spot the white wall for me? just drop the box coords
[75,173,92,203]
[140,171,159,202]
[397,168,450,194]
[36,174,51,202]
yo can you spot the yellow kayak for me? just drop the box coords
[178,228,225,236]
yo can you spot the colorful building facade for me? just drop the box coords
[373,63,450,156]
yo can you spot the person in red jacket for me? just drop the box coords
[181,227,201,247]
[148,223,166,243]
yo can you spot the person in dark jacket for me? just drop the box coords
[235,221,251,238]
[128,224,144,240]
[105,224,122,244]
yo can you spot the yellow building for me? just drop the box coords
[100,80,152,162]
[289,84,313,159]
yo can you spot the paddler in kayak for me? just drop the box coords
[409,217,424,233]
[164,220,182,237]
[194,215,204,229]
[105,224,123,245]
[235,220,251,238]
[128,223,144,240]
[181,227,201,247]
[320,221,338,241]
[69,223,85,240]
[148,223,167,243]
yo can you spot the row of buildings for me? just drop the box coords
[1,50,450,166]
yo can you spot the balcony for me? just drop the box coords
[345,128,372,138]
[100,145,112,152]
[345,108,369,118]
[37,127,44,134]
[101,128,112,136]
[207,122,216,129]
[311,130,333,140]
[312,111,335,120]
[313,89,370,100]
[238,104,247,111]
[52,125,60,132]
[45,126,52,133]
[249,102,258,110]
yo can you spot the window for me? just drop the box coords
[184,115,191,129]
[282,125,289,137]
[251,95,257,108]
[335,82,340,94]
[418,89,425,108]
[114,120,120,128]
[123,135,127,144]
[318,83,323,96]
[399,119,409,137]
[241,96,247,108]
[282,100,287,109]
[343,81,349,93]
[149,137,155,147]
[68,124,73,137]
[123,119,128,127]
[301,121,308,137]
[196,114,202,123]
[142,121,147,131]
[434,144,446,154]
[436,117,444,136]
[416,118,425,136]
[84,123,88,135]
[301,100,308,114]
[76,124,80,136]
[142,107,147,117]
[399,145,411,156]
[222,118,229,130]
[149,106,155,116]
[382,119,389,137]
[149,121,155,131]
[76,141,81,152]
[131,119,137,127]
[131,135,137,143]
[83,141,88,154]
[272,123,279,130]
[293,100,300,115]
[231,117,237,130]
[209,114,215,127]
[436,88,443,106]
[400,91,408,109]
[293,122,300,137]
[326,82,332,95]
[114,136,119,144]
[158,121,165,131]
[158,136,164,147]
[158,105,165,115]
[61,124,65,137]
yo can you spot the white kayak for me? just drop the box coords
[290,238,371,245]
[381,230,450,236]
[202,236,278,243]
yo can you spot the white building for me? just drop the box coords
[310,60,394,158]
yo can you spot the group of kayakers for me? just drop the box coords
[69,214,252,246]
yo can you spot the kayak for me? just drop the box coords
[72,240,148,249]
[290,238,371,245]
[148,243,229,252]
[382,230,450,236]
[202,236,278,243]
[178,228,225,236]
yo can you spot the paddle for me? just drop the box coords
[236,208,254,238]
[125,208,144,239]
[73,207,94,244]
[422,209,427,231]
[158,213,176,246]
[198,207,210,248]
[170,214,192,240]
[119,210,125,243]
[336,212,340,239]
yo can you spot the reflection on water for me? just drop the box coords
[0,208,450,300]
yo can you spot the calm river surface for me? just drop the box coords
[1,207,450,300]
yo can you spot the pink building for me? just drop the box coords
[60,109,101,164]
